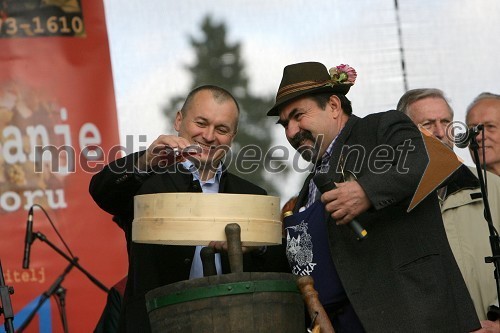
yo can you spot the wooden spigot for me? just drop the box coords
[297,275,335,333]
[225,223,243,273]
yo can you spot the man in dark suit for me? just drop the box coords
[89,85,288,332]
[397,88,500,330]
[268,62,481,332]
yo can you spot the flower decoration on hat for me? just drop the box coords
[328,64,357,86]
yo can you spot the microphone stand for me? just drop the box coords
[16,230,110,331]
[0,260,15,333]
[469,135,500,304]
[30,231,109,293]
[55,287,69,333]
[16,261,75,333]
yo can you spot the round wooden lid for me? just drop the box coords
[132,193,282,246]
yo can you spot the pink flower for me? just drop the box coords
[329,64,357,84]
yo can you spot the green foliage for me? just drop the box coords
[163,15,287,195]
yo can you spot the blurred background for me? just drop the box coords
[103,0,500,199]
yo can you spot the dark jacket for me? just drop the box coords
[294,111,480,332]
[89,153,289,332]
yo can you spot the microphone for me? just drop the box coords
[455,124,484,149]
[22,207,34,269]
[313,173,367,241]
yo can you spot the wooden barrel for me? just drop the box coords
[145,272,305,332]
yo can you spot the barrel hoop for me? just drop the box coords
[146,279,299,312]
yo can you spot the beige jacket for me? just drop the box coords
[441,166,500,320]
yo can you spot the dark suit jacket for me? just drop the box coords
[294,111,480,332]
[89,153,289,332]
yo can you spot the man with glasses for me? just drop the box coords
[398,88,500,330]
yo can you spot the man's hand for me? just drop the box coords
[135,135,197,171]
[320,181,371,225]
[473,320,500,333]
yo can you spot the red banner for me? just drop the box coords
[0,1,127,332]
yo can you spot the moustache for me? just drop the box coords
[290,131,316,149]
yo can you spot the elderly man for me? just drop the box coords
[397,88,500,330]
[466,92,500,176]
[268,62,480,332]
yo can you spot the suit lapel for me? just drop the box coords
[325,115,359,183]
[294,172,315,213]
[161,164,198,192]
[218,164,230,193]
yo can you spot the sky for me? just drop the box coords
[102,0,500,198]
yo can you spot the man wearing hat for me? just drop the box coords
[269,62,480,331]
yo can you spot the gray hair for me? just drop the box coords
[396,88,453,118]
[466,92,500,119]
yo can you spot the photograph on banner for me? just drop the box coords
[0,0,85,38]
